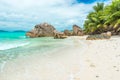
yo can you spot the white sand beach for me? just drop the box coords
[0,36,120,80]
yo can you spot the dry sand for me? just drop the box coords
[0,36,120,80]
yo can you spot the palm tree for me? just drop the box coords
[84,0,120,35]
[84,3,105,34]
[93,3,104,12]
[104,0,120,34]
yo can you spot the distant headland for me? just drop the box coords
[0,30,26,32]
[0,30,8,32]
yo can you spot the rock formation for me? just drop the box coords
[73,25,84,36]
[101,31,112,37]
[64,30,72,36]
[54,30,67,39]
[26,32,36,38]
[26,23,85,38]
[86,32,111,40]
[26,23,55,38]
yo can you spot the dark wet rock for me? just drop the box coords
[86,32,111,40]
[73,25,84,36]
[26,23,55,38]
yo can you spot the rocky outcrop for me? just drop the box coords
[64,30,72,36]
[26,23,55,38]
[86,32,111,40]
[26,23,85,38]
[26,31,36,38]
[73,25,84,36]
[54,30,67,39]
[101,31,112,37]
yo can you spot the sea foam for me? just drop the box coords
[0,41,29,50]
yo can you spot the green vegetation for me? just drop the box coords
[84,0,120,35]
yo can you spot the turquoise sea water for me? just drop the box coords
[0,32,67,66]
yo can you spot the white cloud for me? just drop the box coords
[0,0,111,31]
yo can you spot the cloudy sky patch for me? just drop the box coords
[0,0,111,31]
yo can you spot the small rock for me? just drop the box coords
[54,30,67,39]
[86,32,111,40]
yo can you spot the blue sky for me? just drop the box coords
[0,0,111,31]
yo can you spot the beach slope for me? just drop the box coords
[0,36,120,80]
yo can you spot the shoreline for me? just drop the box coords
[0,36,120,80]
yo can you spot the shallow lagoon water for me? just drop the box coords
[0,32,71,66]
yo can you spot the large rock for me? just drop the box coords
[54,30,67,39]
[73,25,84,36]
[64,30,72,36]
[26,23,55,38]
[86,32,111,40]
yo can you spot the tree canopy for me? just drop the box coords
[84,0,120,35]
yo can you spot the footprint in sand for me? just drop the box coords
[96,75,99,78]
[116,69,119,72]
[86,59,96,68]
[90,64,96,68]
[73,77,81,80]
[113,66,119,72]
